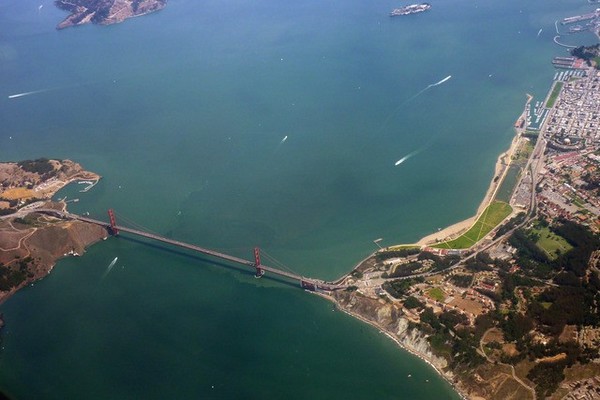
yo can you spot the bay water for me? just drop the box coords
[0,0,595,398]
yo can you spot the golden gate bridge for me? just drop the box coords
[38,208,344,292]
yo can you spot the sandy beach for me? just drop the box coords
[332,95,534,399]
[415,95,528,247]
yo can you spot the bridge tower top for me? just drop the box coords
[107,209,119,236]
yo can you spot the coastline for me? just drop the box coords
[327,94,535,400]
[0,216,108,305]
[316,291,468,400]
[413,95,528,247]
[0,159,106,305]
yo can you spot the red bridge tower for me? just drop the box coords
[107,209,119,236]
[254,247,264,278]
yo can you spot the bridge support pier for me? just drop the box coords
[107,209,119,236]
[301,279,316,291]
[254,247,264,278]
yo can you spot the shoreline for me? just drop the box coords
[0,87,533,398]
[327,94,535,400]
[0,160,105,306]
[0,215,108,306]
[412,95,528,247]
[315,291,468,400]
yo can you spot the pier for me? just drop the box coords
[553,35,577,49]
[561,9,600,25]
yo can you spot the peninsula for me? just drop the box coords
[0,159,107,304]
[322,59,600,399]
[54,0,167,29]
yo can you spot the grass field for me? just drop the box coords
[428,287,446,302]
[532,226,573,260]
[434,201,513,249]
[546,81,563,109]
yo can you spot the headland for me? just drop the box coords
[0,159,107,304]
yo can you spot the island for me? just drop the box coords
[54,0,167,29]
[0,159,107,304]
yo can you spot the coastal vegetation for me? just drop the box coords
[0,260,28,291]
[434,201,513,249]
[375,247,420,261]
[382,277,423,299]
[570,44,600,65]
[17,158,54,175]
[546,82,564,109]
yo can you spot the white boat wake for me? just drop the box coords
[410,75,452,100]
[274,135,289,153]
[394,149,421,166]
[393,131,442,167]
[8,89,50,99]
[379,75,453,132]
[102,257,118,279]
[8,80,100,100]
[537,28,543,38]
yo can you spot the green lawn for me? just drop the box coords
[428,287,446,302]
[434,201,513,250]
[546,81,563,109]
[532,226,573,260]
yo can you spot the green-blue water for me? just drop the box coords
[0,0,595,398]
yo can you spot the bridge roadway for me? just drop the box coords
[38,209,340,291]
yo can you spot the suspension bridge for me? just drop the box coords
[37,208,344,292]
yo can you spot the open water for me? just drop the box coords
[0,0,596,398]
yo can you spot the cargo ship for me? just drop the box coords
[390,3,431,16]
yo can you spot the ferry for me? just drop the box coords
[390,3,431,16]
